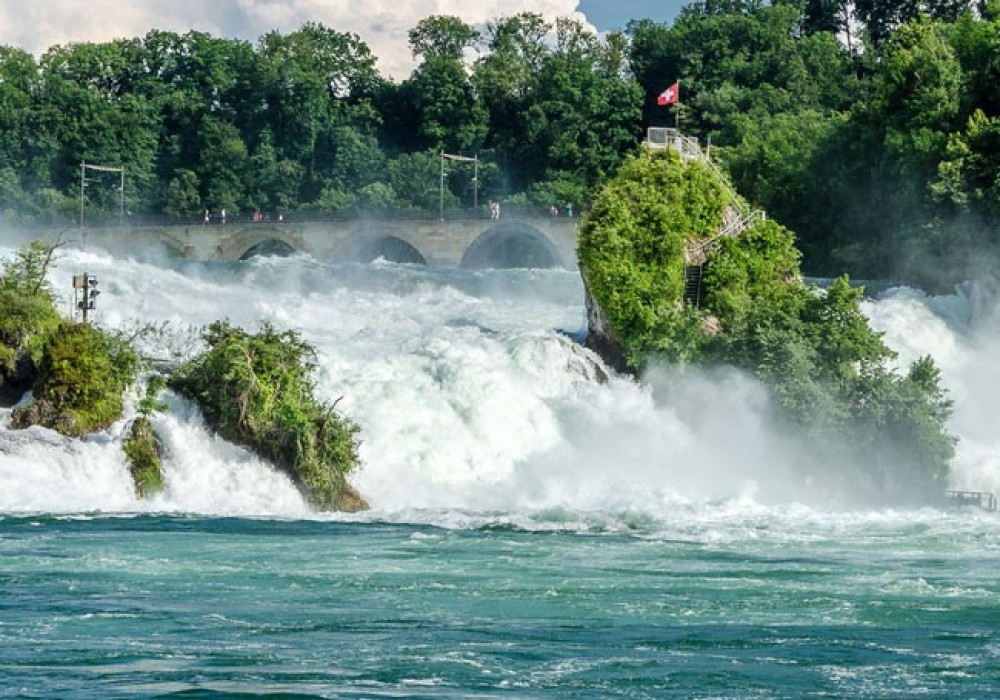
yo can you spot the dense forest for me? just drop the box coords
[3,1,1000,286]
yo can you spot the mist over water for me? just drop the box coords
[864,283,1000,497]
[2,243,999,521]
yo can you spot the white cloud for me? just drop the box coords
[0,0,591,80]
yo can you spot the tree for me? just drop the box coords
[408,15,480,62]
[404,55,487,153]
[474,13,551,195]
[198,117,250,212]
[398,16,486,155]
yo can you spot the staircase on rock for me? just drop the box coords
[647,127,767,308]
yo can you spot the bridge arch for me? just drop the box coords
[337,231,428,266]
[239,239,297,260]
[461,222,564,270]
[149,232,188,260]
[218,228,305,261]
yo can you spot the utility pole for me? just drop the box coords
[73,273,99,323]
[80,162,86,227]
[440,152,479,219]
[79,162,125,227]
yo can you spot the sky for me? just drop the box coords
[0,0,685,80]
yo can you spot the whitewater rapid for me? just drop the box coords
[1,244,998,519]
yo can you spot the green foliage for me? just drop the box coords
[1,239,58,300]
[0,241,63,396]
[702,223,954,498]
[700,218,804,335]
[408,15,480,62]
[11,322,140,437]
[579,147,729,366]
[123,415,165,498]
[138,375,168,416]
[163,169,201,216]
[123,371,169,498]
[169,321,364,511]
[0,293,62,376]
[580,142,954,501]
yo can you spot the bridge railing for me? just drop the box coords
[4,205,580,231]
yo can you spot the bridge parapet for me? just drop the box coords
[9,216,581,270]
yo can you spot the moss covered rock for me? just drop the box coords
[123,416,165,497]
[578,146,955,501]
[0,242,63,405]
[169,321,366,512]
[10,321,139,437]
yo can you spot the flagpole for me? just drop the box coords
[675,80,681,130]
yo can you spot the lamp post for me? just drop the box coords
[439,151,479,219]
[79,162,125,227]
[80,162,86,226]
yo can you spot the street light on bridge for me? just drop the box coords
[79,161,125,227]
[439,151,479,220]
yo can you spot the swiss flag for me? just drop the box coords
[657,82,679,106]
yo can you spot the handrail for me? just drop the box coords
[687,209,767,262]
[646,127,749,219]
[944,490,998,511]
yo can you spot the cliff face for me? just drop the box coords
[583,281,629,375]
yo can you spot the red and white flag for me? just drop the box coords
[657,82,679,106]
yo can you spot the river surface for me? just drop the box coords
[1,244,998,698]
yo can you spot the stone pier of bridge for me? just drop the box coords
[7,216,582,270]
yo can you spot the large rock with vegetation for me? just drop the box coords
[2,241,156,497]
[10,321,139,437]
[2,241,139,437]
[578,147,955,502]
[122,377,168,498]
[169,321,367,512]
[123,416,165,498]
[0,242,63,404]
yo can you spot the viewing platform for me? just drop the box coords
[943,490,997,512]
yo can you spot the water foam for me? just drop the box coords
[864,284,1000,495]
[1,244,999,518]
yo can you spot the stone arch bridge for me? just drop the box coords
[40,217,582,270]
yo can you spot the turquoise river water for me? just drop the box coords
[1,244,999,698]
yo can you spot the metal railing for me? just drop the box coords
[944,490,998,511]
[646,127,753,219]
[646,127,767,256]
[4,205,576,231]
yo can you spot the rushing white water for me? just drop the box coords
[864,283,1000,497]
[1,243,998,519]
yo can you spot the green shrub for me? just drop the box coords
[11,321,139,437]
[169,321,365,511]
[123,416,165,497]
[0,241,62,396]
